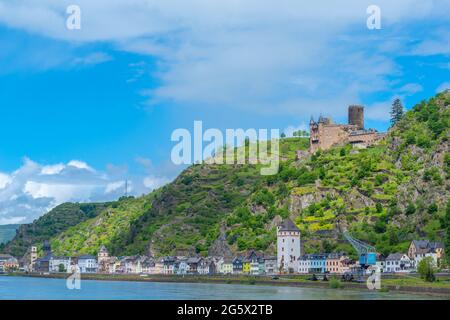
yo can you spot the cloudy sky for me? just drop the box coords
[0,0,449,224]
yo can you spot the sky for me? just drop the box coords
[0,0,449,224]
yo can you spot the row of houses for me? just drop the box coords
[97,247,278,276]
[296,239,445,275]
[0,254,19,273]
[0,219,445,276]
[21,244,278,276]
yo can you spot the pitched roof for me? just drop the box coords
[278,218,300,232]
[78,255,96,260]
[386,253,406,261]
[412,240,444,254]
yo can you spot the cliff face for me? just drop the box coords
[4,92,449,259]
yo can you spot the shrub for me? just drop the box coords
[329,278,342,289]
[417,256,437,282]
[375,203,383,213]
[405,202,416,215]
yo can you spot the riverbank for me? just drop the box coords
[7,272,450,298]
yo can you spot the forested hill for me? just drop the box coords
[3,91,449,260]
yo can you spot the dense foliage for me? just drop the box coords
[2,202,111,257]
[3,92,449,259]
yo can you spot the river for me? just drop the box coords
[0,276,443,300]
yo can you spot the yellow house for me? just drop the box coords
[242,260,251,274]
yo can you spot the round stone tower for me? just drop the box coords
[348,105,364,129]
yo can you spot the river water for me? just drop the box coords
[0,276,443,300]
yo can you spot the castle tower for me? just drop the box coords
[348,105,364,130]
[277,218,301,273]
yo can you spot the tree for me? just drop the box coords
[390,98,404,126]
[405,202,416,215]
[58,264,66,273]
[417,256,436,282]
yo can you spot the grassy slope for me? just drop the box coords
[6,92,449,260]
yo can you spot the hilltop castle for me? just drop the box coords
[309,105,385,153]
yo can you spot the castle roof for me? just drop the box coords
[278,219,300,232]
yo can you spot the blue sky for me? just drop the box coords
[0,0,449,224]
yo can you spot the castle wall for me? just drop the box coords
[310,124,359,153]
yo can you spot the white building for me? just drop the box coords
[77,255,98,273]
[385,253,412,273]
[49,256,71,273]
[298,255,311,274]
[277,218,301,273]
[264,257,277,275]
[414,252,438,269]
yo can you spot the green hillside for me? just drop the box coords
[4,91,449,260]
[1,202,111,257]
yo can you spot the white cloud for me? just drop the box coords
[0,1,448,116]
[67,160,94,172]
[41,163,65,175]
[0,158,171,225]
[143,175,169,190]
[71,52,112,66]
[105,180,126,194]
[398,83,423,95]
[436,82,450,93]
[0,173,11,189]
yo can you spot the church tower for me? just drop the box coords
[277,218,301,273]
[98,245,110,273]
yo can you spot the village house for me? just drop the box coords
[0,254,19,272]
[212,257,224,274]
[198,259,211,275]
[326,253,350,274]
[376,254,386,273]
[154,258,165,274]
[232,257,243,274]
[408,240,444,267]
[221,258,233,275]
[298,255,312,274]
[309,254,327,274]
[141,257,156,274]
[49,256,71,273]
[277,218,301,273]
[264,256,277,275]
[186,257,202,274]
[177,259,189,275]
[385,253,413,273]
[243,251,262,275]
[77,255,98,273]
[163,256,177,274]
[34,255,52,273]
